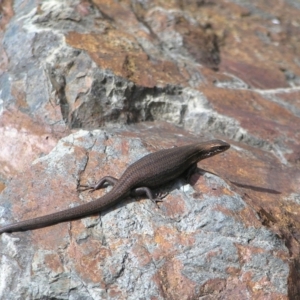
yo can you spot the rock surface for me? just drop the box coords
[0,0,299,299]
[0,128,291,299]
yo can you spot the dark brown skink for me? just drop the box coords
[0,139,230,233]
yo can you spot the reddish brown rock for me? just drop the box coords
[0,0,299,299]
[0,128,292,299]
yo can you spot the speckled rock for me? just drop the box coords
[0,0,300,298]
[0,129,291,299]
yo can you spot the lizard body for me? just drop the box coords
[0,139,230,233]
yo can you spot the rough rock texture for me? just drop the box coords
[0,129,291,299]
[0,0,299,299]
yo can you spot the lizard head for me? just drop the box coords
[193,139,230,161]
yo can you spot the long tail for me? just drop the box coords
[0,191,123,233]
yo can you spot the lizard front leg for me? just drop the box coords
[132,187,165,207]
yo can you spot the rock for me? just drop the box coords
[0,0,299,298]
[0,129,290,299]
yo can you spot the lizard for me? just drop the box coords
[0,139,230,234]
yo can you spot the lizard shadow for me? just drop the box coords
[229,181,281,195]
[197,168,281,195]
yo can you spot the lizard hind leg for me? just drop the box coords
[78,176,118,192]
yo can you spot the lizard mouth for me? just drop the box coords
[202,144,230,158]
[218,144,230,151]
